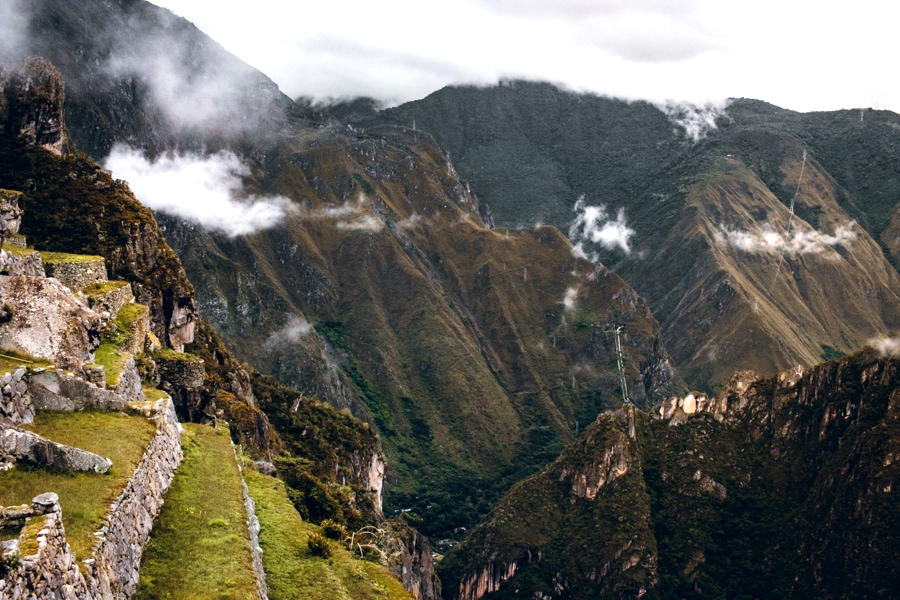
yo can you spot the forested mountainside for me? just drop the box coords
[438,346,900,600]
[363,83,900,388]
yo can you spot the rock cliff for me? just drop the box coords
[439,347,900,599]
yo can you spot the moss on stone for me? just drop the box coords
[151,347,202,364]
[116,302,148,325]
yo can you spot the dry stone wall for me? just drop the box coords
[0,398,183,599]
[235,447,268,600]
[43,258,107,292]
[86,283,134,318]
[0,493,93,600]
[85,398,183,598]
[0,367,31,426]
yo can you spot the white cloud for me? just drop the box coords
[868,337,900,357]
[0,0,28,65]
[569,195,635,258]
[336,215,384,232]
[715,222,857,256]
[265,314,313,349]
[562,287,578,310]
[658,100,731,142]
[104,145,291,237]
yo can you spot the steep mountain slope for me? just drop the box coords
[159,124,681,537]
[439,347,900,599]
[364,83,900,389]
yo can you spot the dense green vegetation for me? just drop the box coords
[0,411,155,563]
[135,424,259,599]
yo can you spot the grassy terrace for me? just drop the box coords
[94,343,131,387]
[1,241,36,257]
[0,411,156,562]
[135,424,259,600]
[83,280,130,296]
[244,469,414,600]
[38,251,105,264]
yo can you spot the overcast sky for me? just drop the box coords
[149,0,900,113]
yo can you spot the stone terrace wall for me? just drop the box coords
[235,446,268,600]
[43,258,107,292]
[0,492,94,600]
[85,397,183,598]
[0,398,183,599]
[0,367,31,426]
[86,283,134,317]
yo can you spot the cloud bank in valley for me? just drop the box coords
[715,222,857,257]
[569,195,635,259]
[104,145,291,237]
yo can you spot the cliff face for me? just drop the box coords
[440,347,900,599]
[0,57,69,155]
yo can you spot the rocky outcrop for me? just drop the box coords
[0,276,103,370]
[0,367,31,426]
[0,247,43,277]
[457,560,524,600]
[155,351,207,422]
[0,425,113,473]
[383,521,441,600]
[27,360,145,413]
[0,57,69,155]
[0,190,23,245]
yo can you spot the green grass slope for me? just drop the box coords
[0,411,155,563]
[245,468,414,600]
[135,424,259,599]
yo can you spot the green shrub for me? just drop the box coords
[307,532,332,558]
[321,519,346,540]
